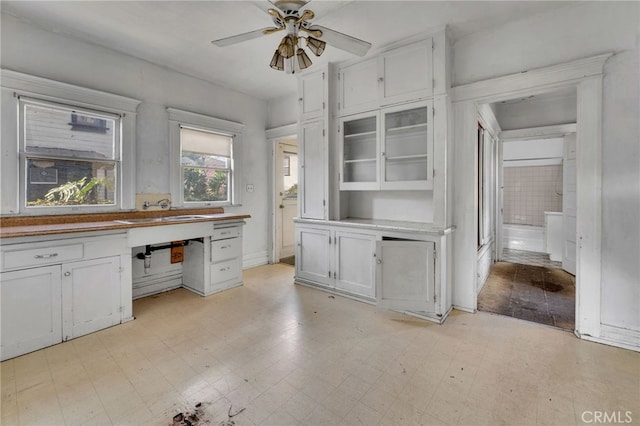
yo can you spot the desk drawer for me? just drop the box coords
[212,227,241,241]
[211,237,242,263]
[3,244,84,270]
[210,258,241,285]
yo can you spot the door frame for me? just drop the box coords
[451,53,611,340]
[266,123,297,264]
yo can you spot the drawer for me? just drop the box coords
[210,258,241,285]
[211,237,242,263]
[212,226,241,241]
[3,244,84,270]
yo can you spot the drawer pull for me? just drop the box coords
[219,267,228,272]
[220,231,229,235]
[221,245,229,249]
[34,253,58,259]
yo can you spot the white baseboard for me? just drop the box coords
[243,250,269,269]
[453,305,476,314]
[579,324,640,352]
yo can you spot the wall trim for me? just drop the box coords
[266,123,297,140]
[243,250,269,269]
[578,325,640,352]
[500,123,577,141]
[451,54,612,103]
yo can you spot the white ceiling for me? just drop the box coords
[1,1,576,101]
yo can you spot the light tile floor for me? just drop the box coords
[1,264,638,425]
[502,248,563,269]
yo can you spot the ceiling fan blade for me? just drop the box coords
[211,27,278,47]
[309,25,371,57]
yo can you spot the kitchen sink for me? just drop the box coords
[115,215,214,224]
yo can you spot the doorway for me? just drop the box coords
[476,88,578,331]
[275,139,298,265]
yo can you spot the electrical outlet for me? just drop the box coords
[246,184,254,193]
[136,193,171,211]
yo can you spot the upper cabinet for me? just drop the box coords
[298,68,326,122]
[337,38,434,116]
[339,100,433,191]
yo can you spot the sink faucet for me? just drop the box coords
[141,199,171,210]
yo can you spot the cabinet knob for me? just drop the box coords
[64,271,71,277]
[378,77,384,83]
[376,259,382,264]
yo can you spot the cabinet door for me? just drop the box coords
[379,38,433,106]
[338,57,378,116]
[296,226,332,287]
[299,120,327,219]
[381,101,433,190]
[62,256,121,340]
[334,231,377,298]
[1,266,62,361]
[376,240,435,313]
[298,69,325,122]
[339,112,380,191]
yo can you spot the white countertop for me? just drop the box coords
[295,217,455,235]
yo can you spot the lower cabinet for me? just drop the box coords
[295,220,451,322]
[62,256,122,340]
[1,265,63,361]
[183,222,244,296]
[376,240,435,313]
[0,234,129,361]
[296,224,377,300]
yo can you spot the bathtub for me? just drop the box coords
[503,224,544,252]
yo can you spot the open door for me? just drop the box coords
[376,240,435,313]
[563,133,577,274]
[275,141,298,261]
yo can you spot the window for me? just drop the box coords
[168,108,244,208]
[181,126,233,203]
[21,99,120,208]
[1,70,140,215]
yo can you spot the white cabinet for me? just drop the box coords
[299,120,327,219]
[183,222,244,296]
[296,224,377,299]
[339,100,433,191]
[0,233,129,360]
[1,265,62,361]
[61,256,121,340]
[337,38,433,116]
[298,68,326,122]
[376,240,435,313]
[210,224,243,293]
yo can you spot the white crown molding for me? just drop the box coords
[0,69,141,113]
[500,123,577,141]
[451,53,612,103]
[266,123,297,140]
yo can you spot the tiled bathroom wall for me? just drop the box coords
[503,165,563,226]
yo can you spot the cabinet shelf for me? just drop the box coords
[344,130,377,139]
[344,158,376,164]
[385,154,428,161]
[386,123,428,134]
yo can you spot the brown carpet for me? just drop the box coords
[478,262,575,331]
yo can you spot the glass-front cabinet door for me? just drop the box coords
[339,112,379,190]
[381,100,433,190]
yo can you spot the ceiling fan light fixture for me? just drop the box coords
[306,36,326,57]
[296,48,313,70]
[277,34,297,59]
[270,50,285,71]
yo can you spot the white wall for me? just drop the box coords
[601,48,640,332]
[453,2,638,86]
[1,14,271,265]
[267,94,298,129]
[452,2,640,335]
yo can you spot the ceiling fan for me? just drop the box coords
[211,0,372,74]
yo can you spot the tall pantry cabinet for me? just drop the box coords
[295,29,454,323]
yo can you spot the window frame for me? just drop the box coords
[0,70,140,215]
[19,97,122,211]
[168,108,244,208]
